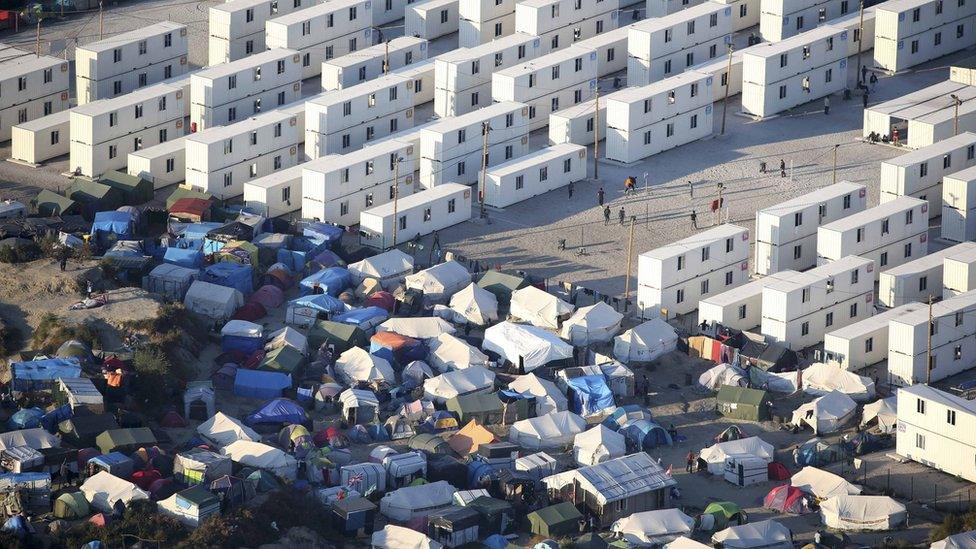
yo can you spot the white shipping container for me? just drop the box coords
[0,50,70,140]
[712,0,762,31]
[888,290,976,386]
[322,37,428,90]
[516,0,622,53]
[827,5,878,57]
[243,164,303,218]
[360,183,472,249]
[406,0,460,40]
[896,385,976,484]
[943,164,976,242]
[208,0,308,65]
[373,119,439,167]
[372,0,412,25]
[861,79,976,149]
[0,92,69,143]
[943,246,976,297]
[874,0,976,73]
[880,132,976,219]
[391,59,436,107]
[646,0,708,18]
[759,0,854,42]
[823,301,926,370]
[548,96,608,147]
[265,0,373,80]
[573,26,631,78]
[697,270,799,331]
[755,181,868,275]
[484,143,587,207]
[878,241,976,307]
[459,0,516,47]
[688,45,747,102]
[127,134,189,190]
[10,110,70,165]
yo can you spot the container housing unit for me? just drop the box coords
[574,25,631,78]
[76,22,188,105]
[322,37,428,90]
[874,0,976,73]
[896,385,976,483]
[301,140,416,227]
[69,80,187,178]
[264,0,373,80]
[372,0,413,25]
[712,0,762,31]
[360,183,473,249]
[645,0,708,18]
[190,49,302,131]
[627,2,733,86]
[305,74,415,158]
[943,245,976,297]
[406,0,460,40]
[816,196,929,279]
[391,59,436,107]
[829,5,878,57]
[515,0,621,54]
[0,52,69,142]
[243,164,303,218]
[10,110,70,165]
[823,302,926,370]
[547,95,609,147]
[754,181,867,275]
[419,101,530,188]
[878,241,976,307]
[880,132,976,219]
[207,0,309,65]
[605,70,713,164]
[434,33,542,118]
[484,143,588,207]
[760,255,875,350]
[491,45,600,132]
[741,25,848,118]
[888,290,976,386]
[185,108,303,200]
[126,134,190,190]
[697,270,799,331]
[688,44,748,102]
[863,79,976,150]
[459,0,517,47]
[943,164,976,242]
[637,224,751,318]
[759,0,855,42]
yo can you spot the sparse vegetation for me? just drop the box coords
[60,500,187,548]
[0,242,41,264]
[31,313,98,354]
[930,507,976,543]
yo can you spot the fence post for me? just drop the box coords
[887,468,890,494]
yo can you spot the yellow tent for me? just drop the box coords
[217,240,259,265]
[448,420,496,456]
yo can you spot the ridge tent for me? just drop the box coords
[95,427,155,454]
[143,263,197,301]
[307,320,368,354]
[860,397,897,434]
[527,502,582,538]
[603,405,654,431]
[699,363,748,391]
[35,190,78,217]
[333,306,389,334]
[265,326,308,355]
[197,412,260,448]
[245,398,307,426]
[796,438,852,467]
[199,262,253,296]
[54,491,90,519]
[449,283,498,326]
[378,317,456,340]
[258,345,305,375]
[90,210,134,246]
[300,267,353,297]
[932,531,976,549]
[339,389,380,425]
[371,331,427,365]
[802,363,876,402]
[250,285,285,309]
[409,433,452,455]
[509,411,586,450]
[482,322,574,373]
[405,261,471,304]
[221,441,298,482]
[611,509,695,547]
[80,471,149,513]
[613,318,679,363]
[565,375,616,417]
[371,524,444,549]
[380,480,457,522]
[169,197,211,223]
[403,360,436,389]
[573,425,626,466]
[819,495,906,531]
[183,281,244,322]
[561,302,623,345]
[423,366,495,403]
[476,270,530,308]
[510,286,574,329]
[348,249,415,289]
[285,294,347,328]
[700,437,775,475]
[174,448,232,486]
[220,320,263,354]
[365,290,396,312]
[335,347,396,386]
[763,485,810,514]
[58,414,120,448]
[716,386,771,422]
[234,369,292,400]
[448,421,496,456]
[790,466,861,500]
[791,391,857,434]
[509,373,567,416]
[446,393,503,426]
[711,520,792,549]
[429,333,489,372]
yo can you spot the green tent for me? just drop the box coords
[407,433,452,455]
[166,185,213,209]
[95,427,157,454]
[477,270,529,307]
[307,320,368,354]
[716,386,771,422]
[446,392,503,425]
[68,179,125,217]
[53,491,90,519]
[258,345,306,375]
[99,170,153,204]
[703,501,746,529]
[59,413,120,447]
[527,502,582,538]
[34,190,78,217]
[571,533,610,549]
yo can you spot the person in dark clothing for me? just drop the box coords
[597,187,605,206]
[690,210,698,229]
[603,205,611,225]
[618,207,625,225]
[568,181,574,198]
[780,159,787,177]
[862,91,869,109]
[686,451,695,473]
[59,251,68,272]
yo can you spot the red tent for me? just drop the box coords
[131,468,162,490]
[89,513,111,527]
[76,447,101,469]
[371,331,419,351]
[170,197,211,222]
[261,269,292,290]
[365,291,396,313]
[768,461,791,481]
[763,484,809,514]
[250,285,285,309]
[232,301,267,321]
[160,411,187,428]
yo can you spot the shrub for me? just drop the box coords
[61,500,187,548]
[31,313,98,354]
[131,347,187,414]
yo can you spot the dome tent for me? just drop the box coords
[763,485,810,514]
[791,466,861,500]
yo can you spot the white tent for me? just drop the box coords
[791,390,857,434]
[335,347,396,386]
[699,437,775,475]
[157,491,220,528]
[183,281,244,321]
[613,318,678,363]
[378,317,456,339]
[509,286,574,329]
[379,480,456,521]
[423,366,495,403]
[508,373,567,415]
[931,531,976,549]
[265,326,308,355]
[449,283,498,326]
[573,425,626,466]
[820,495,907,531]
[698,363,747,391]
[0,428,59,451]
[427,333,489,372]
[665,538,712,549]
[802,362,876,402]
[509,410,586,450]
[348,249,414,289]
[197,412,260,448]
[482,321,574,372]
[405,261,471,303]
[339,388,380,423]
[612,509,695,547]
[372,524,444,549]
[221,440,298,481]
[220,319,262,340]
[560,302,623,345]
[860,397,897,434]
[81,471,150,513]
[712,520,792,548]
[791,466,861,499]
[750,368,801,394]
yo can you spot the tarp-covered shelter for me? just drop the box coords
[199,262,253,295]
[197,412,260,448]
[573,425,626,466]
[378,317,456,340]
[447,420,496,456]
[95,428,155,455]
[380,480,456,521]
[711,520,793,549]
[11,358,81,392]
[80,471,149,513]
[527,502,582,538]
[561,302,623,345]
[699,363,748,391]
[370,331,427,366]
[89,210,133,246]
[429,333,489,372]
[300,267,352,297]
[931,531,976,549]
[791,391,857,434]
[509,373,567,416]
[335,347,395,386]
[611,509,695,547]
[446,393,503,426]
[613,318,679,364]
[333,306,389,334]
[791,466,861,500]
[339,389,380,425]
[220,320,263,354]
[0,429,59,451]
[371,524,444,549]
[308,320,368,354]
[482,322,573,373]
[157,486,221,528]
[144,263,197,301]
[234,369,292,400]
[163,246,204,269]
[286,294,347,328]
[477,270,529,308]
[183,281,244,322]
[349,249,415,289]
[428,505,480,547]
[424,366,495,403]
[221,441,297,481]
[383,451,428,488]
[802,363,876,402]
[565,375,616,417]
[59,414,119,448]
[716,386,771,421]
[174,448,232,486]
[509,411,586,450]
[510,286,574,329]
[860,397,897,434]
[449,283,498,326]
[819,495,906,531]
[409,434,452,455]
[700,437,775,475]
[245,398,307,426]
[406,261,471,304]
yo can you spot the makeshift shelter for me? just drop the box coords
[307,320,368,354]
[245,398,307,426]
[80,471,149,513]
[467,495,515,536]
[199,262,253,295]
[335,347,395,386]
[35,190,78,217]
[409,433,452,455]
[385,415,415,440]
[197,412,260,448]
[234,369,292,400]
[264,327,308,356]
[802,363,876,401]
[380,480,456,521]
[58,414,120,448]
[860,397,897,434]
[932,531,976,549]
[561,302,623,345]
[221,320,263,354]
[791,391,857,434]
[10,358,82,393]
[169,197,211,223]
[53,491,90,519]
[144,263,197,301]
[89,210,134,246]
[250,285,285,310]
[8,407,43,430]
[509,373,567,416]
[603,405,654,431]
[611,509,695,547]
[598,360,636,398]
[573,425,626,466]
[300,267,353,297]
[428,506,480,548]
[712,520,793,549]
[477,270,530,308]
[791,466,861,500]
[429,333,489,372]
[383,451,428,488]
[509,411,586,450]
[100,170,152,204]
[221,441,297,482]
[527,502,582,538]
[796,438,852,467]
[174,448,232,486]
[339,389,380,425]
[424,366,495,403]
[331,497,377,536]
[613,318,678,363]
[510,286,574,329]
[449,283,498,326]
[333,306,390,333]
[340,462,387,495]
[95,428,155,455]
[698,363,748,391]
[565,375,616,417]
[371,331,427,365]
[183,281,244,322]
[371,524,444,549]
[378,317,456,340]
[406,261,470,303]
[717,386,771,422]
[348,249,415,289]
[163,246,204,269]
[86,453,133,477]
[699,437,775,475]
[258,345,305,375]
[820,495,906,531]
[763,485,810,514]
[446,393,503,426]
[447,421,496,456]
[157,486,221,528]
[482,322,574,373]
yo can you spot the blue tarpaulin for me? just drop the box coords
[245,398,307,426]
[200,262,253,295]
[8,407,44,430]
[288,294,346,317]
[90,210,134,239]
[40,405,72,433]
[333,306,389,332]
[308,249,344,269]
[303,223,343,249]
[163,247,204,268]
[221,320,264,354]
[276,248,308,273]
[11,358,82,392]
[299,267,352,297]
[234,369,292,400]
[565,375,616,417]
[178,222,223,242]
[619,419,672,451]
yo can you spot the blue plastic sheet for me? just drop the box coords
[246,398,307,426]
[11,358,82,392]
[234,369,292,400]
[565,375,615,417]
[90,211,133,239]
[200,262,253,295]
[163,247,204,268]
[299,267,352,297]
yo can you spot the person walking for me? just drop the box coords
[862,91,869,109]
[58,249,68,272]
[861,65,868,84]
[690,210,698,229]
[603,205,611,225]
[792,446,800,466]
[688,181,694,198]
[686,451,695,473]
[618,207,625,225]
[892,127,900,145]
[597,187,605,206]
[824,96,830,115]
[568,181,574,198]
[780,159,787,178]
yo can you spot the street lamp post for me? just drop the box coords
[951,94,962,136]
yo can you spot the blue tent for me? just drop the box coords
[620,419,672,451]
[366,423,390,442]
[303,223,343,249]
[565,375,616,417]
[90,210,134,246]
[221,321,263,354]
[601,405,653,431]
[333,306,389,332]
[41,404,72,433]
[468,460,498,488]
[163,246,204,268]
[2,515,30,538]
[178,222,223,241]
[307,249,344,270]
[234,369,292,400]
[8,407,44,430]
[276,248,308,273]
[10,358,82,392]
[369,338,427,366]
[299,267,352,297]
[485,535,509,549]
[245,398,307,426]
[200,262,253,295]
[288,294,346,317]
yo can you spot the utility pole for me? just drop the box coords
[952,94,962,136]
[593,85,600,180]
[392,156,401,248]
[35,20,41,57]
[623,217,636,312]
[856,0,865,85]
[926,294,933,384]
[99,1,104,40]
[480,121,490,219]
[715,182,724,224]
[832,144,840,184]
[720,43,734,135]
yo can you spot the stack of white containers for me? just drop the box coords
[880,132,976,219]
[516,0,621,53]
[322,37,428,91]
[264,0,373,80]
[484,143,588,207]
[207,0,307,65]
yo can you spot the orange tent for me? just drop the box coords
[448,420,496,456]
